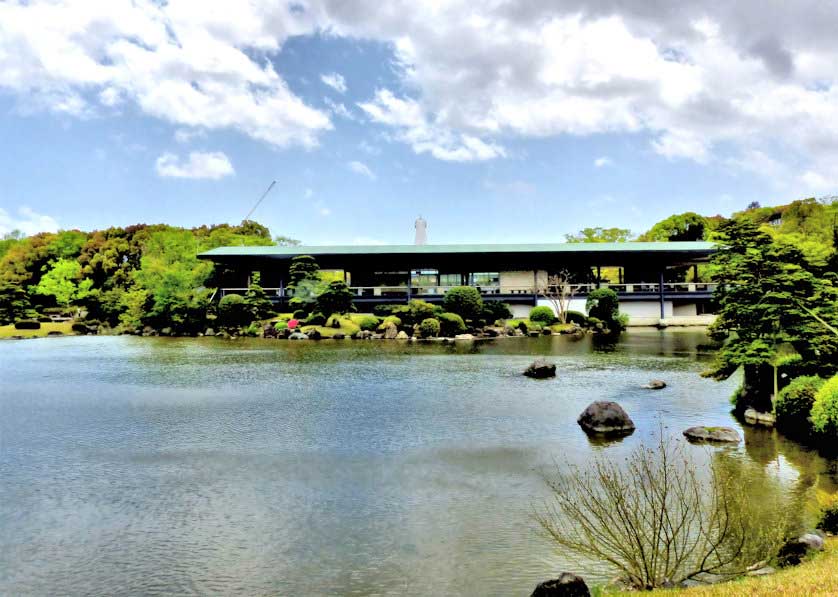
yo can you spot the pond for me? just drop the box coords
[1,332,836,595]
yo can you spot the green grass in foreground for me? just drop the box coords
[0,321,75,338]
[603,537,838,596]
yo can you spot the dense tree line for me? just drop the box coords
[0,220,282,333]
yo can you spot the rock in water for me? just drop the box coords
[577,401,635,435]
[682,426,740,444]
[395,330,409,340]
[524,359,557,379]
[743,408,776,427]
[643,380,667,389]
[531,572,590,597]
[383,322,399,339]
[288,332,309,340]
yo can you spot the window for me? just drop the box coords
[411,269,439,286]
[439,273,461,287]
[469,272,500,286]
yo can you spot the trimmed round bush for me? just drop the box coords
[291,309,307,320]
[356,315,380,331]
[775,376,824,434]
[564,310,588,326]
[274,320,289,330]
[482,300,512,322]
[418,317,440,338]
[14,320,41,330]
[811,374,838,435]
[586,288,623,330]
[438,312,466,337]
[304,311,326,326]
[373,304,399,317]
[218,294,250,328]
[442,286,483,320]
[529,306,556,325]
[382,315,402,327]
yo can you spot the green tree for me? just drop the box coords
[585,288,624,332]
[705,219,838,412]
[640,212,711,242]
[243,281,276,321]
[0,283,33,324]
[442,286,484,321]
[31,258,93,307]
[288,255,320,288]
[133,229,212,331]
[565,227,632,243]
[316,280,354,315]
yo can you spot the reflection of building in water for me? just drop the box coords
[414,216,427,245]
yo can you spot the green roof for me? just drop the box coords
[199,241,715,258]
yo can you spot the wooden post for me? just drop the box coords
[406,270,412,303]
[596,266,601,288]
[658,270,665,319]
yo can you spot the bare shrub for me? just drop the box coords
[535,435,795,589]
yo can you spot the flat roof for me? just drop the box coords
[199,241,715,258]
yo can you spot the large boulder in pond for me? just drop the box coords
[288,332,309,340]
[531,572,590,597]
[743,408,776,427]
[383,322,399,339]
[642,380,667,390]
[524,359,557,379]
[577,401,635,435]
[682,426,740,444]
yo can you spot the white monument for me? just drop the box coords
[414,216,427,245]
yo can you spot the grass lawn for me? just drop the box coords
[300,316,362,338]
[0,321,76,339]
[603,537,838,596]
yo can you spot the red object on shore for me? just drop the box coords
[288,319,298,329]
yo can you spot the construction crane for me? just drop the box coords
[244,180,276,223]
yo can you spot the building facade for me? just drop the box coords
[198,241,717,326]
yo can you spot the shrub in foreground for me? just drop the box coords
[217,294,250,328]
[535,435,792,590]
[811,375,838,435]
[418,318,440,338]
[356,315,380,331]
[14,320,41,330]
[775,376,824,435]
[529,306,556,325]
[304,312,326,326]
[438,312,466,336]
[442,286,483,321]
[564,310,588,326]
[483,300,512,322]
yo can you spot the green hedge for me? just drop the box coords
[564,310,588,326]
[811,375,838,435]
[442,286,483,320]
[418,318,440,338]
[355,315,380,331]
[14,320,40,330]
[529,306,556,324]
[775,376,824,434]
[438,312,466,336]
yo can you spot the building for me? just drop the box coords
[198,241,717,326]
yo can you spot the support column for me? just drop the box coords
[658,270,665,319]
[533,270,538,303]
[407,271,412,303]
[596,266,601,288]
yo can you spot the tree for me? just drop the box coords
[316,280,354,315]
[442,286,484,321]
[243,280,275,321]
[585,288,625,332]
[31,258,93,307]
[565,227,632,243]
[538,270,580,324]
[288,255,320,288]
[133,229,213,331]
[535,435,793,590]
[274,235,301,246]
[0,283,33,324]
[640,212,711,242]
[705,219,838,412]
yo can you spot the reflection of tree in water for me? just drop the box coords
[741,424,838,529]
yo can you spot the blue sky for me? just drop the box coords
[1,1,835,244]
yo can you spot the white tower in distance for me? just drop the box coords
[414,216,428,245]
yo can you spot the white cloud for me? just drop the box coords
[321,72,347,93]
[594,156,613,168]
[0,0,331,148]
[324,97,355,120]
[348,160,376,180]
[155,151,234,180]
[174,128,206,144]
[0,206,59,236]
[359,89,504,161]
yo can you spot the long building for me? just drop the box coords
[198,241,717,326]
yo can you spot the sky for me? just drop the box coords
[1,1,838,245]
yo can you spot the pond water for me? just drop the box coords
[1,332,836,595]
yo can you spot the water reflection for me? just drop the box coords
[0,331,834,596]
